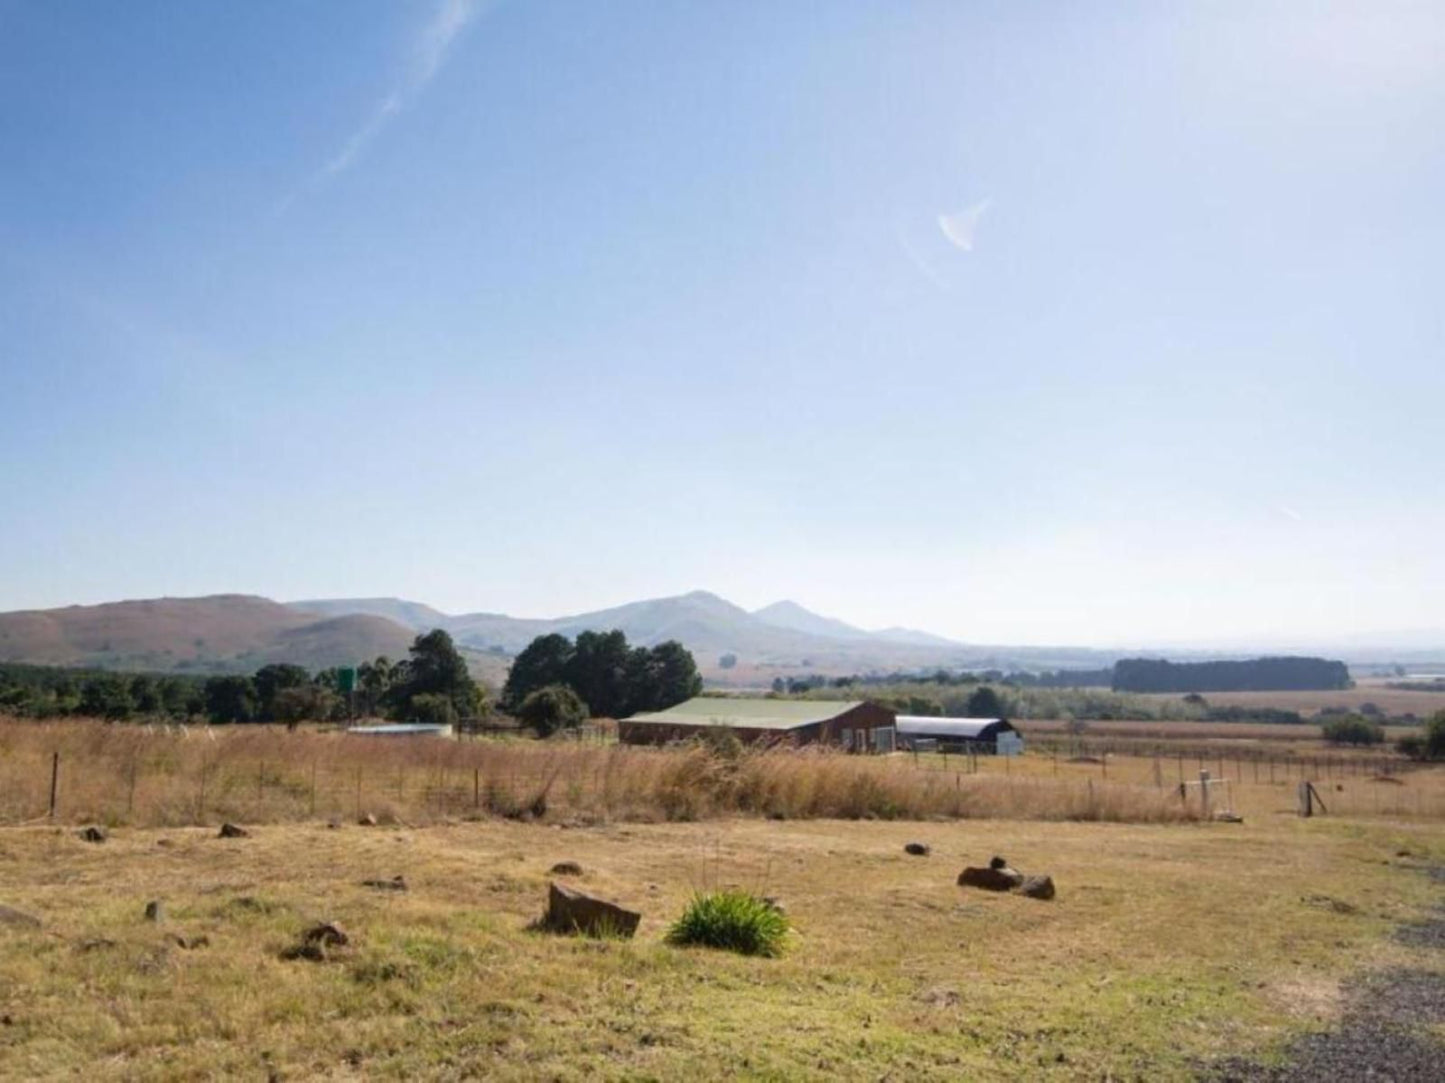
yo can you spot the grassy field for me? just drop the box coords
[1,813,1442,1080]
[4,720,1444,1078]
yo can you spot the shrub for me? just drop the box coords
[1320,715,1384,746]
[408,693,457,727]
[1424,711,1445,760]
[1397,733,1426,759]
[666,891,789,957]
[518,685,588,737]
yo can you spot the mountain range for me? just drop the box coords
[0,590,1122,683]
[3,591,1439,684]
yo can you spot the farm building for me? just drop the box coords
[619,698,897,751]
[895,716,1024,756]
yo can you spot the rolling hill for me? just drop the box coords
[0,595,419,675]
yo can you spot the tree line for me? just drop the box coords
[0,629,483,726]
[1112,657,1351,693]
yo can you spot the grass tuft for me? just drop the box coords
[666,890,790,957]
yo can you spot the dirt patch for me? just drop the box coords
[1203,868,1445,1080]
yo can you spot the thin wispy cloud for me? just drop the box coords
[937,198,991,251]
[297,0,488,199]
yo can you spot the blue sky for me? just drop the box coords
[1,0,1442,647]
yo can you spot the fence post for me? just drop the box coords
[48,752,59,821]
[1200,770,1212,820]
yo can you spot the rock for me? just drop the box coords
[904,842,930,856]
[144,900,165,923]
[549,861,584,876]
[958,866,1025,892]
[358,813,378,827]
[542,881,641,938]
[1019,875,1056,900]
[361,875,408,892]
[988,855,1007,870]
[303,922,349,949]
[78,826,108,844]
[0,904,41,929]
[762,896,785,915]
[217,823,250,839]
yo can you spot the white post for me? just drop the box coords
[1199,770,1211,820]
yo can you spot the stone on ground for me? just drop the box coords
[958,865,1025,891]
[542,881,641,938]
[1019,875,1056,900]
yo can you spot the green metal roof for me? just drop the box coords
[623,697,866,731]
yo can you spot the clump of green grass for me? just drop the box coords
[666,891,789,957]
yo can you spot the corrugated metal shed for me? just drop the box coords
[896,716,1008,739]
[895,716,1023,755]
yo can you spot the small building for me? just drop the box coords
[895,716,1023,756]
[619,698,896,751]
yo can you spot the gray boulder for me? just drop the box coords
[1019,875,1056,900]
[143,900,165,923]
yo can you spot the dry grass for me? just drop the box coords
[0,813,1441,1080]
[0,719,1194,828]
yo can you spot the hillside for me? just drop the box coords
[0,596,419,675]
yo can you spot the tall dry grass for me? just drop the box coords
[0,718,1192,827]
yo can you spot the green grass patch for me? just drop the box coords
[666,890,790,957]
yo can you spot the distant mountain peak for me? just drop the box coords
[752,600,869,641]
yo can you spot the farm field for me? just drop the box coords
[1134,685,1445,719]
[1,812,1443,1081]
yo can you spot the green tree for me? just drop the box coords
[646,640,703,710]
[204,675,257,723]
[253,663,310,722]
[79,674,134,720]
[129,674,163,715]
[388,629,481,719]
[503,634,575,710]
[565,630,632,719]
[517,685,587,737]
[966,686,1005,718]
[1426,711,1445,759]
[358,656,393,715]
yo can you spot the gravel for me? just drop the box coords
[1200,866,1445,1081]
